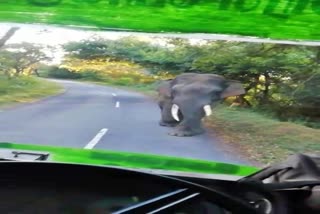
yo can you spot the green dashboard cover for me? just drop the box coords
[0,143,258,176]
[0,0,319,40]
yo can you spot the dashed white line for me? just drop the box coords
[84,128,108,149]
[115,101,120,108]
[112,93,117,97]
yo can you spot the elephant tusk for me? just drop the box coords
[203,105,212,116]
[171,104,180,122]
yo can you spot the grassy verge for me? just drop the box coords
[204,106,320,165]
[0,76,64,107]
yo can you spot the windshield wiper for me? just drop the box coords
[0,149,50,161]
[111,173,260,214]
[113,188,200,214]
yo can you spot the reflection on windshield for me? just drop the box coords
[0,23,319,166]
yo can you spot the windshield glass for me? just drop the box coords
[0,22,319,168]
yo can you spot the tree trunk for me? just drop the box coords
[262,72,271,104]
[233,74,259,107]
[13,67,22,76]
[4,70,11,79]
[33,69,40,77]
[230,94,251,108]
[236,95,252,107]
[315,47,320,65]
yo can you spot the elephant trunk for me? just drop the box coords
[169,103,212,136]
[171,104,212,122]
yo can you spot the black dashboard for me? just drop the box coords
[0,161,278,214]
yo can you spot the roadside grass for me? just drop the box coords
[204,105,320,165]
[0,76,64,107]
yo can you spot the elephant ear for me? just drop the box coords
[220,80,246,98]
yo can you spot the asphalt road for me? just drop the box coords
[0,79,250,165]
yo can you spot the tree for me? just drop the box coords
[63,38,110,59]
[190,42,316,107]
[0,42,50,77]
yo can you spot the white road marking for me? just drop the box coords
[115,101,120,108]
[84,128,108,149]
[112,93,117,97]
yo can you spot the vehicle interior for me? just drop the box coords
[0,1,319,214]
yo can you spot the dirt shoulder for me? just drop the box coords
[204,106,320,166]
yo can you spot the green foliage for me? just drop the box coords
[112,77,135,86]
[0,42,49,77]
[206,105,320,164]
[62,36,201,74]
[292,73,320,108]
[80,70,103,81]
[64,39,109,59]
[45,67,82,79]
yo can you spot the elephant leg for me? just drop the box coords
[168,125,205,137]
[168,116,205,137]
[159,120,178,127]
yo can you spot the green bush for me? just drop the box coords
[45,67,82,79]
[306,122,320,129]
[0,75,38,94]
[112,77,135,86]
[0,79,10,94]
[80,70,103,81]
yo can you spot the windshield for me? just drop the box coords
[0,2,319,169]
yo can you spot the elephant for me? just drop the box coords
[156,73,246,137]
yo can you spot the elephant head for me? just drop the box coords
[156,73,245,137]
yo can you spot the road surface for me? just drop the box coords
[0,79,250,165]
